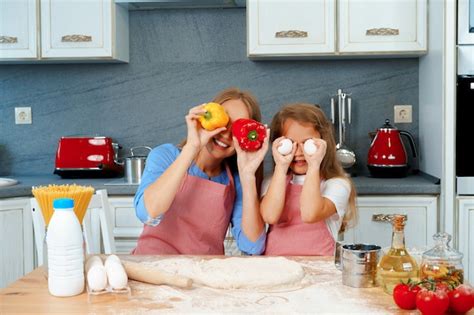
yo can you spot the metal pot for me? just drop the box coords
[124,146,152,184]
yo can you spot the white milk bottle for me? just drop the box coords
[47,198,84,297]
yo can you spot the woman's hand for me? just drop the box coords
[303,138,327,172]
[183,104,226,155]
[272,137,297,171]
[233,128,270,180]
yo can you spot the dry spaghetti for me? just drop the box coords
[32,184,95,226]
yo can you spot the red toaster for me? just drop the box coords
[54,136,123,178]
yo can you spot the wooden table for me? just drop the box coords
[0,256,465,314]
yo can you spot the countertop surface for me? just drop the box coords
[0,173,440,199]
[0,255,425,314]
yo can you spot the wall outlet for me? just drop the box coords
[394,105,412,123]
[15,107,32,124]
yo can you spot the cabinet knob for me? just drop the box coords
[275,30,308,38]
[61,34,93,43]
[366,28,399,36]
[0,36,18,44]
[372,214,407,223]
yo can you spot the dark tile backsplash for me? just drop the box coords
[0,8,418,176]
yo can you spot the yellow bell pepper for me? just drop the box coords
[198,102,229,131]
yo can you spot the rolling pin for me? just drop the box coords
[121,260,193,289]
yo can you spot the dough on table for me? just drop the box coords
[145,257,305,289]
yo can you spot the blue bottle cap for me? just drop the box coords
[53,198,74,210]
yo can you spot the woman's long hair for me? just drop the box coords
[269,103,357,231]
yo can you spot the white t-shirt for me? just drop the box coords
[261,174,351,241]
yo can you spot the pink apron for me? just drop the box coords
[264,178,335,256]
[133,164,235,255]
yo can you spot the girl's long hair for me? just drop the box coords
[180,87,264,193]
[270,103,357,231]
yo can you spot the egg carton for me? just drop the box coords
[86,283,131,303]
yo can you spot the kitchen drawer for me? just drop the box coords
[344,195,438,249]
[109,197,143,238]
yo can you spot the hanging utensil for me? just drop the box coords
[332,89,356,169]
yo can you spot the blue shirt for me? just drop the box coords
[134,143,265,255]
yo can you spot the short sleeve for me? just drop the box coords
[134,144,180,225]
[322,177,351,219]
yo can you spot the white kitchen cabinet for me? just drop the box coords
[457,197,474,284]
[108,196,142,254]
[1,0,128,63]
[0,0,38,60]
[343,196,437,249]
[247,0,427,58]
[338,0,427,54]
[247,0,336,57]
[40,0,128,61]
[0,198,34,289]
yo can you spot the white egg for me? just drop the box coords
[277,138,293,155]
[105,262,128,290]
[87,265,107,292]
[304,139,317,155]
[85,256,103,272]
[104,254,121,269]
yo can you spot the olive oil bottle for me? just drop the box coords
[377,215,418,294]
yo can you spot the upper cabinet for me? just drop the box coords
[247,0,427,58]
[338,0,427,54]
[247,0,335,57]
[0,0,38,59]
[0,0,129,63]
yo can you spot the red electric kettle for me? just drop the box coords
[367,119,418,178]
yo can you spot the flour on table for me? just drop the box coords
[141,257,305,289]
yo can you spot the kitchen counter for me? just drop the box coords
[0,174,440,199]
[0,255,433,314]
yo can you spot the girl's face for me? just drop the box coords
[282,118,321,175]
[205,99,250,159]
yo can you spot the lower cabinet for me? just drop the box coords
[457,197,474,284]
[0,198,34,288]
[343,195,438,250]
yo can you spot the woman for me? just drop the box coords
[132,87,268,255]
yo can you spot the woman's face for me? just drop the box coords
[205,99,251,159]
[282,118,321,175]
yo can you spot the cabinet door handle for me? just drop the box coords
[0,36,18,44]
[366,28,399,36]
[372,214,407,222]
[61,34,93,42]
[275,30,308,38]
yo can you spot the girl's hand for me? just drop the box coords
[303,138,327,171]
[272,137,297,170]
[183,104,226,155]
[234,128,270,179]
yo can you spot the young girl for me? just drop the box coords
[133,88,268,255]
[260,103,357,256]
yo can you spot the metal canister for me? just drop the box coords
[342,244,381,288]
[124,146,152,184]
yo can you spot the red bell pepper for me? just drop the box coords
[231,118,266,151]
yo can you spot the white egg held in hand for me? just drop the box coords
[304,139,317,155]
[87,265,107,292]
[277,139,293,155]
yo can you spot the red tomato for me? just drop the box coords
[393,283,422,310]
[448,284,474,313]
[416,288,450,315]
